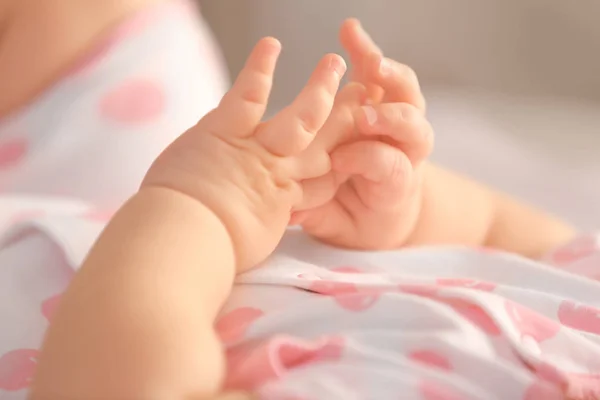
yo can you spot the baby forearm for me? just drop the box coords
[485,189,576,259]
[407,163,575,258]
[31,187,235,400]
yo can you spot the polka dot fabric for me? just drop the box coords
[0,0,227,399]
[0,0,228,210]
[223,231,600,399]
[3,219,600,400]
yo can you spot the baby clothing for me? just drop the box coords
[221,231,600,400]
[0,0,228,210]
[1,2,600,400]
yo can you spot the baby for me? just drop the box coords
[0,1,599,400]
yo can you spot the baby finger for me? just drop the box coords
[355,102,434,165]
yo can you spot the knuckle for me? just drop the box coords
[317,73,342,98]
[387,151,406,182]
[412,120,435,160]
[294,106,323,136]
[295,109,317,134]
[237,71,271,105]
[289,133,315,156]
[314,85,337,108]
[248,67,273,86]
[238,87,265,106]
[396,103,420,123]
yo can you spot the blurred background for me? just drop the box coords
[199,0,600,229]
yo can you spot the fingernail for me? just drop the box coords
[263,37,282,56]
[361,105,378,126]
[379,57,392,77]
[329,56,347,78]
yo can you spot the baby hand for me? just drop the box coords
[142,38,346,271]
[291,20,433,250]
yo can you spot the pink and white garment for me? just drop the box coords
[0,1,227,399]
[220,232,600,400]
[0,0,227,208]
[0,4,599,400]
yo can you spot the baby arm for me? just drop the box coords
[334,18,575,259]
[30,190,235,400]
[412,164,576,259]
[30,38,346,400]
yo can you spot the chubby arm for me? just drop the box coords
[30,35,345,400]
[31,188,235,400]
[408,163,576,258]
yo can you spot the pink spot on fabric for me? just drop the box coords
[225,335,345,390]
[0,138,27,169]
[215,307,264,344]
[558,300,600,335]
[0,349,39,391]
[307,278,357,296]
[41,294,62,322]
[309,278,383,312]
[99,79,166,124]
[311,335,345,360]
[224,343,278,390]
[334,291,382,312]
[522,380,565,400]
[505,301,561,342]
[436,278,496,292]
[278,335,345,366]
[419,380,467,400]
[534,362,569,390]
[409,350,453,371]
[445,298,501,336]
[551,235,598,266]
[563,372,600,399]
